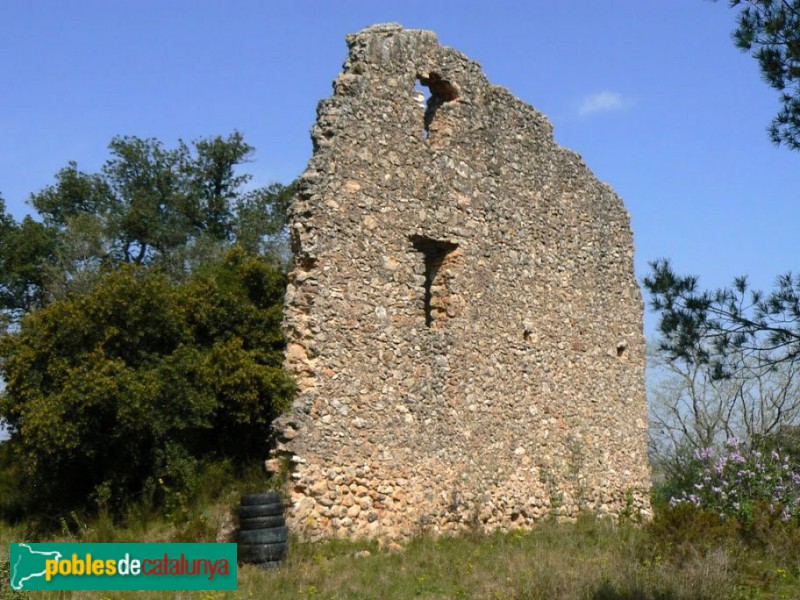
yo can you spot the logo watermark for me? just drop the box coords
[9,543,237,591]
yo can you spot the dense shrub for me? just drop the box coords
[0,247,293,517]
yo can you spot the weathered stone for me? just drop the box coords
[310,480,328,496]
[272,22,651,541]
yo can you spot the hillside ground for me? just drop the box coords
[2,487,799,599]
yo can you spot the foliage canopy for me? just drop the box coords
[0,248,294,513]
[0,133,297,517]
[0,132,293,325]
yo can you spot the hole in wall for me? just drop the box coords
[414,81,432,107]
[297,256,318,271]
[616,342,627,357]
[523,318,534,342]
[415,72,458,138]
[410,235,459,327]
[421,72,459,102]
[413,81,433,139]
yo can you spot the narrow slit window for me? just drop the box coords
[411,235,459,327]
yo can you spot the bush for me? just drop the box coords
[646,501,742,554]
[669,438,800,523]
[0,247,293,517]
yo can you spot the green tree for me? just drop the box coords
[234,181,295,259]
[0,197,57,323]
[0,247,294,514]
[188,131,255,240]
[717,0,800,149]
[0,133,294,322]
[31,133,255,269]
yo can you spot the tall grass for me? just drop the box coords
[2,473,799,599]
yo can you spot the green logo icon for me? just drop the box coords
[9,543,237,591]
[10,543,63,590]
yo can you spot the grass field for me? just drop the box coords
[2,506,799,600]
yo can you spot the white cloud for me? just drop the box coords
[578,91,629,117]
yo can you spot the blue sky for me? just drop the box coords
[1,0,798,334]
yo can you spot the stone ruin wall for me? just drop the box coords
[269,23,651,541]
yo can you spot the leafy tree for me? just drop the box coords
[0,247,294,514]
[0,133,294,323]
[31,133,255,268]
[31,162,113,229]
[0,197,57,323]
[234,181,295,259]
[188,131,255,240]
[716,0,800,149]
[0,133,297,514]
